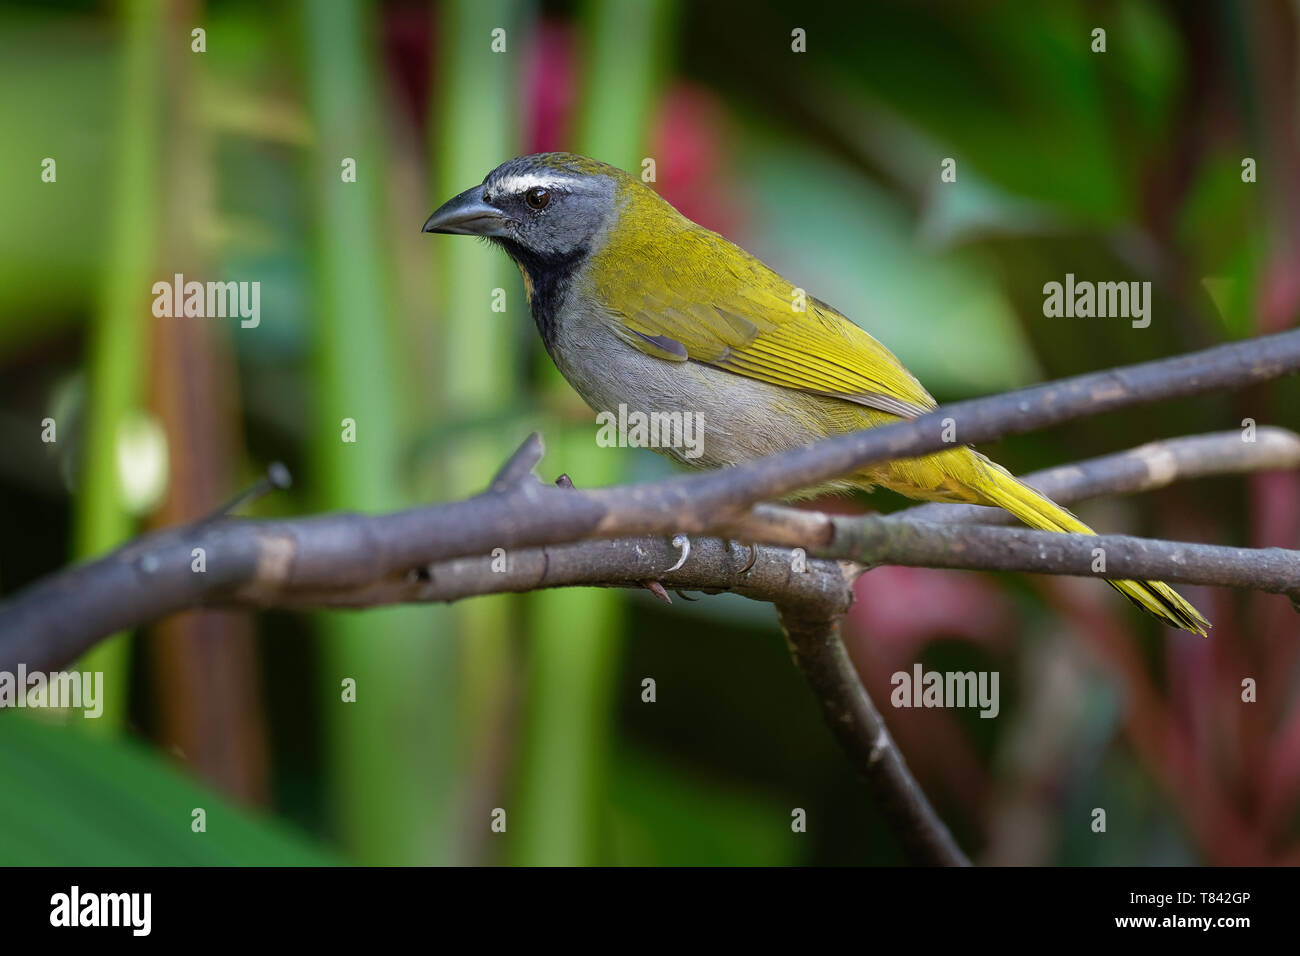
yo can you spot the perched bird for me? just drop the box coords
[423,152,1209,634]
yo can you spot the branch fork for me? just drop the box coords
[5,330,1300,865]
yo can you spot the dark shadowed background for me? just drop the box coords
[1,0,1298,865]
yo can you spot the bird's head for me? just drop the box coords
[422,152,635,274]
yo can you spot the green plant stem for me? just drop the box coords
[512,0,677,866]
[302,0,444,864]
[74,0,163,731]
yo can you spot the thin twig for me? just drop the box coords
[895,427,1300,526]
[779,599,970,866]
[825,518,1300,595]
[488,432,544,493]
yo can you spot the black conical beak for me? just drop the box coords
[422,185,510,237]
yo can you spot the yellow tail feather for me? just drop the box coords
[971,457,1210,636]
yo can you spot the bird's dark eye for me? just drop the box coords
[525,186,550,210]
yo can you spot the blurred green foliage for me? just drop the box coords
[0,713,335,865]
[0,0,1296,866]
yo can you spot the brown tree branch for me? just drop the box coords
[4,332,1300,867]
[894,426,1300,526]
[824,518,1300,595]
[267,536,859,616]
[5,433,1297,672]
[5,331,1299,667]
[779,600,970,866]
[3,431,1294,866]
[724,426,1300,544]
[356,328,1300,568]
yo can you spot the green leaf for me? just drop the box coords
[0,715,337,865]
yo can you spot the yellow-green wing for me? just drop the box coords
[593,225,937,419]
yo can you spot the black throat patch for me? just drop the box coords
[496,239,587,353]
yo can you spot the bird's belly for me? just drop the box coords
[546,310,986,503]
[548,316,850,470]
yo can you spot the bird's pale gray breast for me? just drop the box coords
[547,285,830,470]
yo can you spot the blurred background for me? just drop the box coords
[1,0,1298,865]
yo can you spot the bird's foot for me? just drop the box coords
[555,472,678,604]
[728,539,758,575]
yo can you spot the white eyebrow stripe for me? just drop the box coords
[492,171,569,194]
